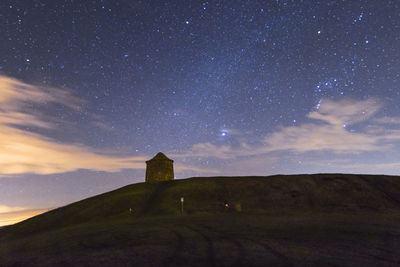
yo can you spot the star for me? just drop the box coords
[219,129,229,137]
[0,0,399,215]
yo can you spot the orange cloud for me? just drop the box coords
[0,206,48,227]
[0,75,147,176]
[0,205,26,213]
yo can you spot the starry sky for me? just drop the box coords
[0,0,400,224]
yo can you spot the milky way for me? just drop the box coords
[0,1,399,212]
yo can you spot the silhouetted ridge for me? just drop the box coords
[1,174,400,266]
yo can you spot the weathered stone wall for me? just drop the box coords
[145,160,174,182]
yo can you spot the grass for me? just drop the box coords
[1,174,400,266]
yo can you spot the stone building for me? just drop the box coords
[145,152,174,182]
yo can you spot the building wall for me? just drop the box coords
[145,160,174,182]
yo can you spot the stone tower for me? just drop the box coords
[145,152,174,182]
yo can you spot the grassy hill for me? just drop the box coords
[1,174,400,266]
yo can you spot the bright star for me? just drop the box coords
[219,129,229,137]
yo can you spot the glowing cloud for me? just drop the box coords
[0,75,146,176]
[263,98,394,153]
[0,205,26,213]
[182,98,400,158]
[0,205,48,227]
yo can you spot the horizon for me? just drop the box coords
[0,171,395,227]
[1,1,400,225]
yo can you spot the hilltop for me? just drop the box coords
[1,174,400,266]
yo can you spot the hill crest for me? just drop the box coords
[3,173,400,235]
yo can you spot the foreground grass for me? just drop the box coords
[1,212,400,266]
[1,174,400,266]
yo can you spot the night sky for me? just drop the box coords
[1,0,400,224]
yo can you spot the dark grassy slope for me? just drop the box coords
[1,174,400,266]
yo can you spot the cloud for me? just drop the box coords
[0,76,82,112]
[263,123,383,154]
[0,75,147,176]
[0,205,26,213]
[2,76,397,178]
[0,205,48,226]
[0,130,146,175]
[174,163,219,174]
[373,117,400,124]
[176,143,236,159]
[181,98,400,160]
[264,98,400,154]
[307,98,382,126]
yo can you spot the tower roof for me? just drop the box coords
[146,152,173,163]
